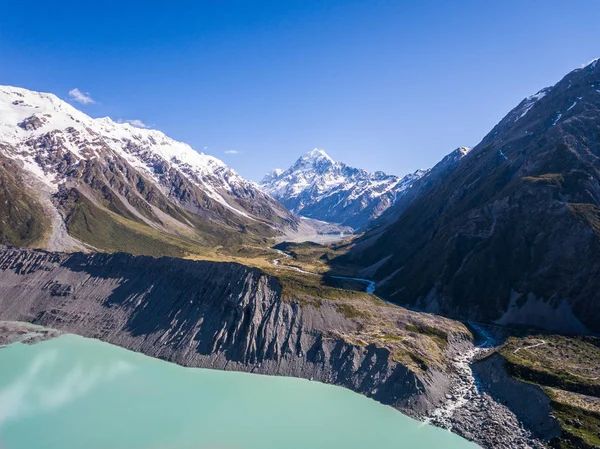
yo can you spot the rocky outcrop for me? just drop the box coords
[472,353,561,441]
[0,247,430,414]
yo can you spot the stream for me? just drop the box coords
[267,246,546,447]
[268,247,498,430]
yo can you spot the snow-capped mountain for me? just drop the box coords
[260,148,427,229]
[0,85,302,254]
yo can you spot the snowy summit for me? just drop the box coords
[260,148,426,229]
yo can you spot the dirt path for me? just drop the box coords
[513,339,547,354]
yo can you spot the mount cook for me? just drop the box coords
[260,148,426,230]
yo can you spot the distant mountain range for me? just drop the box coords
[0,85,307,256]
[339,58,600,334]
[260,148,427,229]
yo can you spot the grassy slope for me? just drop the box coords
[499,335,600,448]
[191,238,471,374]
[260,242,471,373]
[62,188,267,259]
[273,240,358,275]
[276,267,469,372]
[0,157,50,247]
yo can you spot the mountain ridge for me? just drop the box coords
[337,58,600,334]
[260,148,427,229]
[0,85,309,255]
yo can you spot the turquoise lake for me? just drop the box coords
[0,334,479,449]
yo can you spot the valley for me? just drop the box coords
[0,57,600,449]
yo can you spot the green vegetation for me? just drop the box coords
[267,248,468,375]
[405,323,449,350]
[273,240,357,274]
[64,190,197,257]
[550,401,600,449]
[499,335,600,448]
[392,349,429,372]
[274,269,368,304]
[500,335,600,397]
[373,333,403,342]
[61,188,265,259]
[0,157,50,247]
[335,303,371,320]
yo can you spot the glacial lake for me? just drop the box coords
[0,334,479,449]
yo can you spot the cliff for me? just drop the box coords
[0,246,449,414]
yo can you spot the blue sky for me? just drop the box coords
[1,1,599,181]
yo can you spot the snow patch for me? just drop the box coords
[585,57,599,69]
[552,112,563,126]
[514,88,549,122]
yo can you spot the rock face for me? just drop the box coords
[0,247,433,413]
[472,353,561,441]
[260,148,426,230]
[0,85,305,254]
[341,59,600,334]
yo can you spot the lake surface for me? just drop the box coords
[0,334,479,449]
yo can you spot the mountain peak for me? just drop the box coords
[302,148,333,163]
[261,148,427,229]
[260,168,284,185]
[0,84,301,250]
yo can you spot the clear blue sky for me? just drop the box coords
[1,1,599,181]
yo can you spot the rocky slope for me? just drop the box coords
[0,85,306,255]
[261,148,426,230]
[0,246,458,413]
[0,246,556,448]
[0,247,454,412]
[339,59,600,334]
[488,335,600,448]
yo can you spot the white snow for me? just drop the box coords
[260,148,428,223]
[303,148,334,163]
[585,57,599,69]
[514,88,549,122]
[552,112,563,126]
[567,101,578,111]
[527,90,548,102]
[0,84,264,219]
